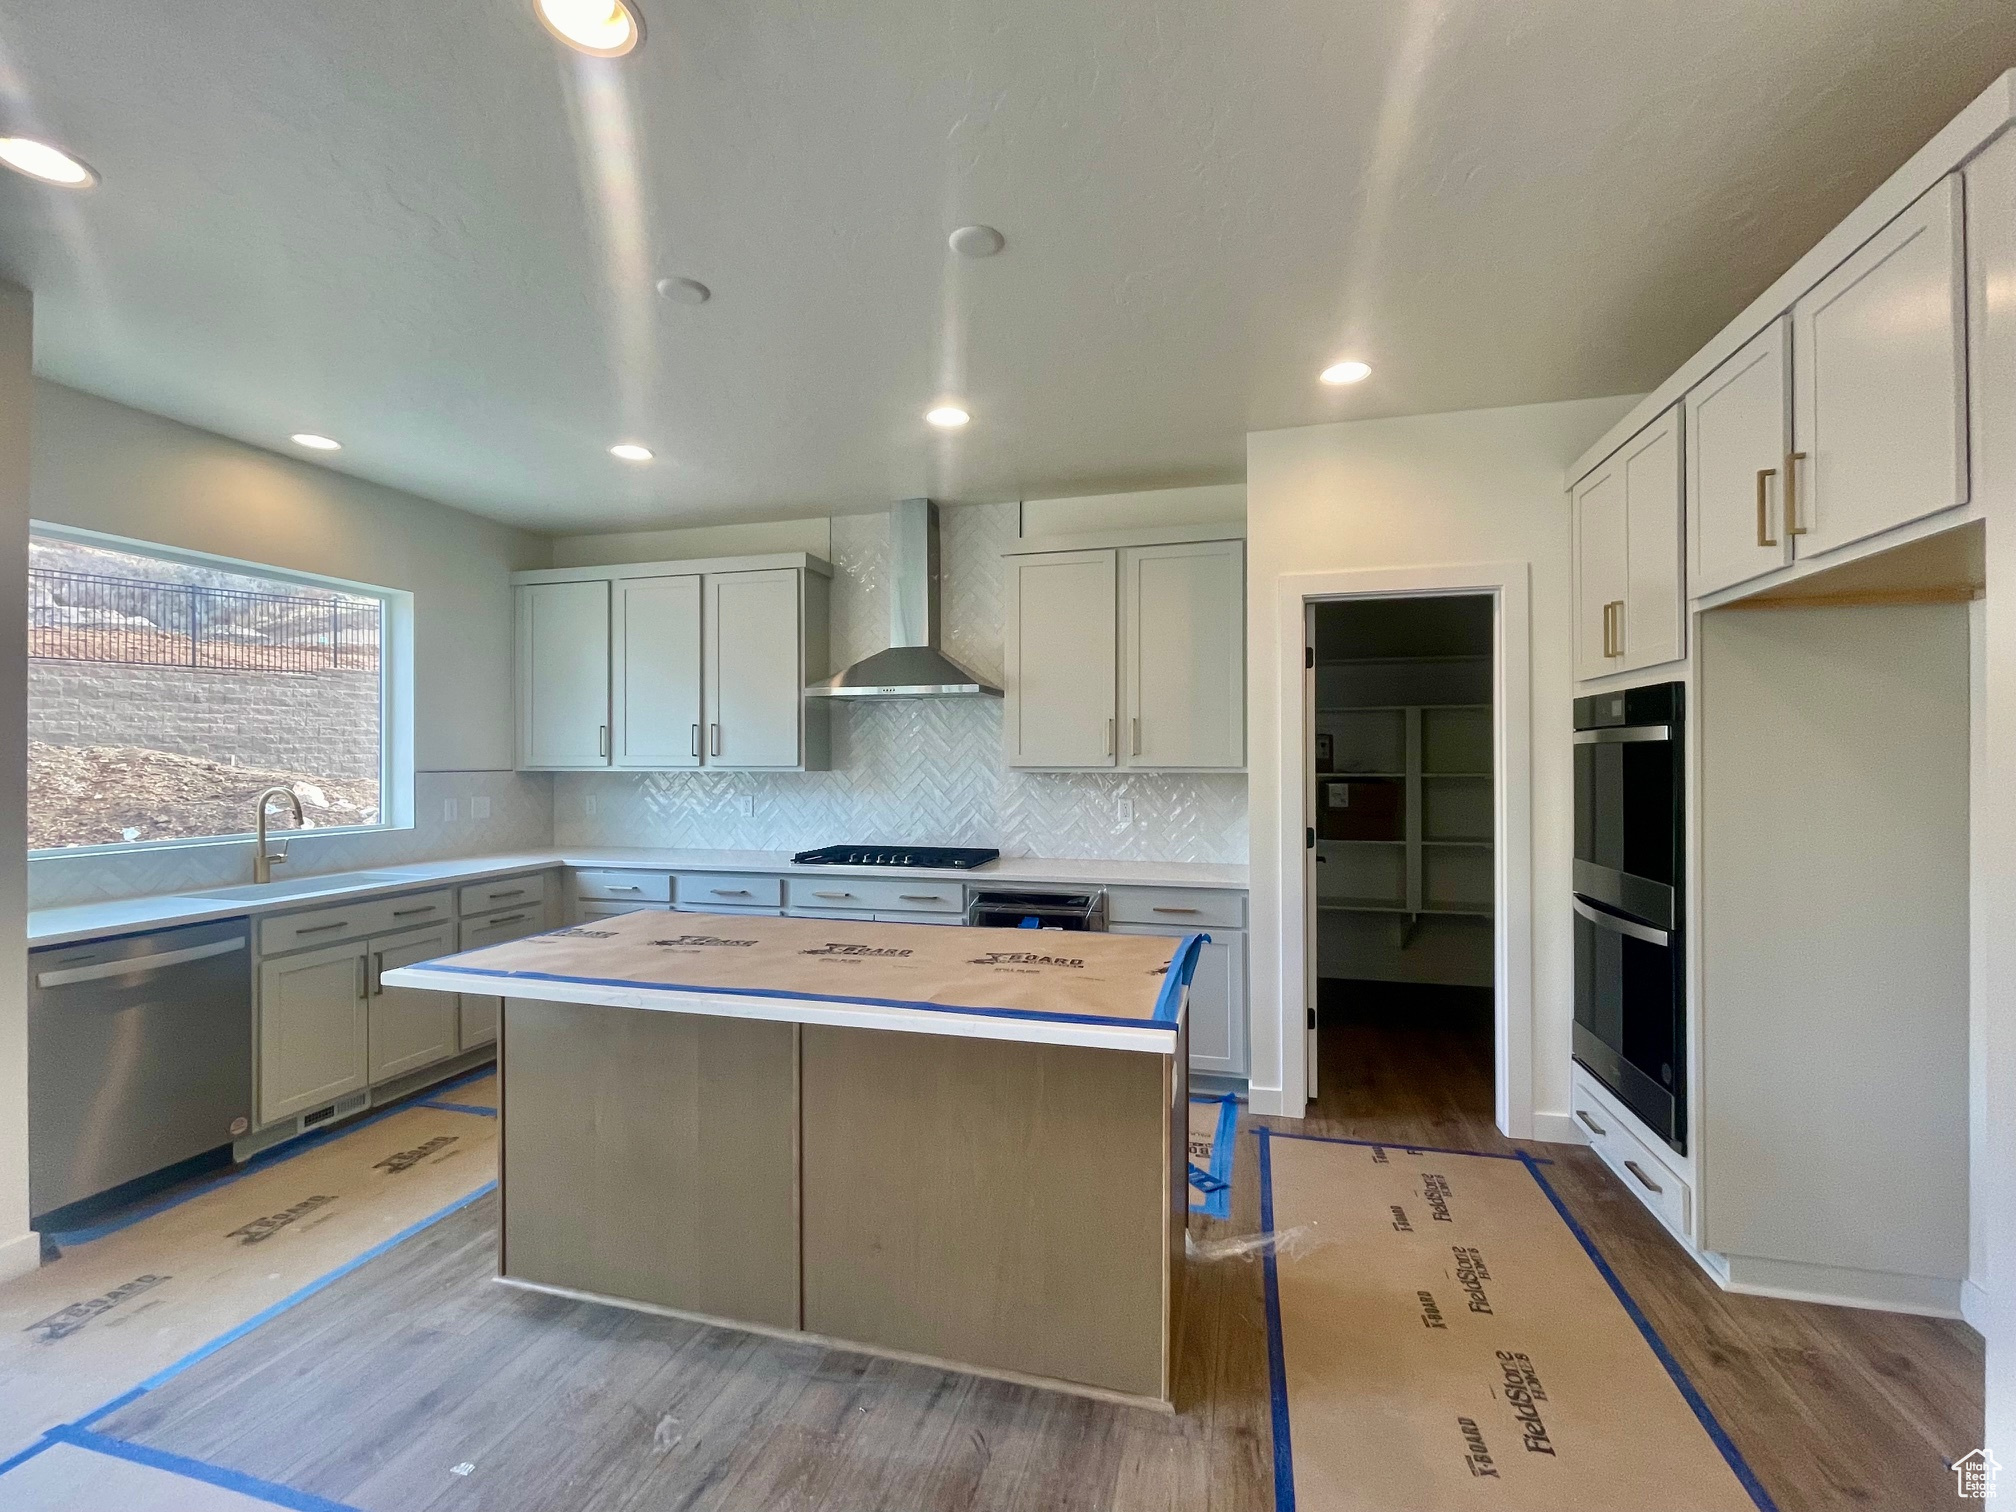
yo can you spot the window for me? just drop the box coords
[28,528,399,852]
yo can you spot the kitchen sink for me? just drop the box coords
[181,870,417,903]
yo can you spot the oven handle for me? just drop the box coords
[1573,725,1671,744]
[1572,897,1670,946]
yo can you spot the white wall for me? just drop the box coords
[26,382,555,905]
[552,516,833,568]
[0,287,32,1280]
[1244,395,1639,1120]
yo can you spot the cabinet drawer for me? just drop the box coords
[783,876,964,913]
[575,899,671,921]
[1570,1074,1691,1241]
[572,869,673,903]
[458,873,549,916]
[259,889,454,955]
[677,874,783,908]
[1106,886,1245,928]
[673,903,781,917]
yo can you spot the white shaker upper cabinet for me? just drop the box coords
[1006,549,1119,769]
[1121,539,1245,769]
[1620,407,1685,672]
[614,574,702,769]
[518,579,611,769]
[1572,460,1627,682]
[1791,173,1968,559]
[705,568,803,770]
[1688,318,1792,597]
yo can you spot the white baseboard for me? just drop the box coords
[1712,1250,1964,1319]
[1527,1111,1587,1146]
[0,1228,40,1284]
[1963,1277,1993,1334]
[1245,1084,1304,1119]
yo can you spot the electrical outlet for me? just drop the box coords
[470,796,491,819]
[1117,798,1134,825]
[584,795,597,817]
[442,798,459,822]
[740,794,756,818]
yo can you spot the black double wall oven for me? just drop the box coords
[1573,681,1686,1153]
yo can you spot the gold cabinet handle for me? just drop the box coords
[1755,467,1778,547]
[1785,452,1808,536]
[1599,601,1613,659]
[1603,600,1625,659]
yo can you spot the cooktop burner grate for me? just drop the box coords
[791,845,1000,870]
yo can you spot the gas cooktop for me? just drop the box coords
[791,845,1000,870]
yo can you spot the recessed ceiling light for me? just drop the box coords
[610,443,653,461]
[1320,360,1372,386]
[0,137,96,188]
[655,276,710,305]
[534,0,642,57]
[290,433,342,451]
[948,225,1006,258]
[925,406,970,429]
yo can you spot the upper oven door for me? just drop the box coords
[1573,723,1678,928]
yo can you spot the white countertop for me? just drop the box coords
[27,847,1249,948]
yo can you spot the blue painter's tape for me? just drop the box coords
[1517,1154,1779,1512]
[1187,1092,1238,1218]
[414,963,1180,1037]
[49,1425,364,1512]
[415,1100,498,1118]
[1264,1128,1550,1163]
[0,1434,57,1477]
[1256,1127,1297,1512]
[46,1063,497,1246]
[1149,933,1209,1024]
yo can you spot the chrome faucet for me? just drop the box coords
[253,786,305,884]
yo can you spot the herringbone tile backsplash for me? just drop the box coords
[556,503,1249,864]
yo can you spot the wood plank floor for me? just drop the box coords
[85,993,1981,1512]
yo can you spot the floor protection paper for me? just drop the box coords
[1187,1095,1236,1217]
[1262,1132,1765,1512]
[0,1091,498,1467]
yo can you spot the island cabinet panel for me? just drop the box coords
[500,999,799,1330]
[799,1025,1175,1402]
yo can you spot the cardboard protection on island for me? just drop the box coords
[424,907,1201,1028]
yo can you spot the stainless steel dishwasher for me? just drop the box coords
[29,918,253,1220]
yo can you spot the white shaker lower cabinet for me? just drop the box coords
[366,923,460,1083]
[1110,924,1247,1078]
[458,902,551,1050]
[1006,549,1119,768]
[1120,540,1245,769]
[1790,174,1967,558]
[258,941,370,1125]
[614,574,702,769]
[517,579,612,768]
[1687,318,1792,597]
[706,568,811,770]
[1572,404,1684,679]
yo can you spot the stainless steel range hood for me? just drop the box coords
[806,498,1003,700]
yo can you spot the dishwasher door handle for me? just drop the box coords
[36,935,247,989]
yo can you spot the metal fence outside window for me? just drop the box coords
[28,567,382,673]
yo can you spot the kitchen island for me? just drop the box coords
[383,908,1205,1408]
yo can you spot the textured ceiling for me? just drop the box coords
[0,1,2012,531]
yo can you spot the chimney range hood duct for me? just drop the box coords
[806,498,1004,700]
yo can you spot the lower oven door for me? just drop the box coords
[1571,897,1684,1152]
